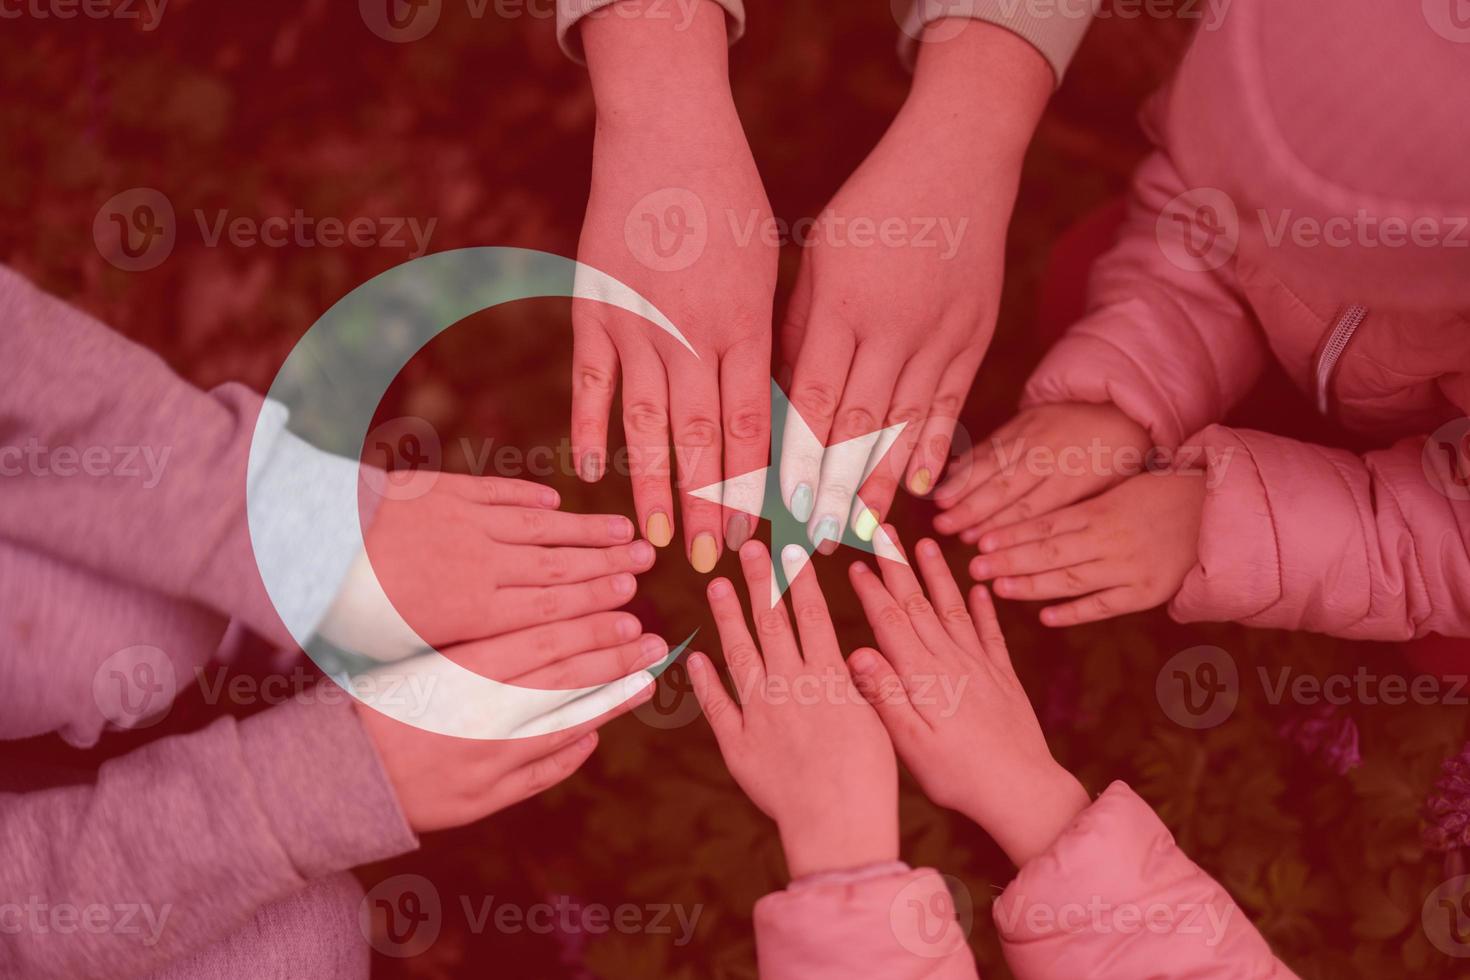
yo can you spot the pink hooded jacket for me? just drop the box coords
[1022,0,1470,640]
[753,782,1298,979]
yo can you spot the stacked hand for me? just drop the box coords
[933,402,1205,627]
[777,27,1048,552]
[687,541,899,877]
[845,530,1090,866]
[573,3,777,573]
[320,473,666,832]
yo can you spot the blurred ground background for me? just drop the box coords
[2,0,1467,977]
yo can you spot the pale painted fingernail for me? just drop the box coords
[725,514,751,550]
[812,516,840,550]
[707,578,732,599]
[781,543,807,570]
[790,483,814,522]
[645,511,673,548]
[909,468,933,495]
[852,507,879,542]
[691,532,719,574]
[638,634,668,667]
[580,451,603,482]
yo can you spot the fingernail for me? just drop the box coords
[639,634,668,667]
[725,514,751,550]
[979,535,999,553]
[812,516,840,551]
[909,468,933,495]
[850,561,870,576]
[575,733,598,751]
[917,538,941,559]
[971,558,990,579]
[609,516,634,541]
[645,512,673,548]
[580,451,603,482]
[617,616,640,641]
[852,506,878,542]
[933,514,955,534]
[790,483,814,522]
[630,540,655,565]
[691,533,719,574]
[849,649,877,673]
[1040,608,1058,626]
[707,578,731,599]
[540,487,560,508]
[781,543,806,569]
[614,573,636,597]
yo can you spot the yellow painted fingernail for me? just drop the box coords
[691,532,719,574]
[853,507,879,542]
[645,512,673,548]
[909,468,933,495]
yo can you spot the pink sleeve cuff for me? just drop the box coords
[755,865,978,979]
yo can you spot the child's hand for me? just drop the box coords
[969,470,1205,627]
[933,403,1153,543]
[321,473,656,662]
[687,541,899,879]
[358,632,656,833]
[845,532,1089,866]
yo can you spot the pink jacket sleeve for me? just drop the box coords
[1021,150,1268,449]
[754,862,981,979]
[995,782,1298,979]
[1169,421,1470,640]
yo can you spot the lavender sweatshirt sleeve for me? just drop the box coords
[0,695,417,979]
[0,264,366,649]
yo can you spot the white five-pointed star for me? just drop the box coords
[687,382,911,607]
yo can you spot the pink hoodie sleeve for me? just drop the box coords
[0,695,418,979]
[754,862,981,979]
[1021,150,1268,449]
[1168,421,1470,640]
[995,782,1298,979]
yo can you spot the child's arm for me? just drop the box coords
[0,265,657,661]
[1165,414,1470,639]
[686,541,980,978]
[845,532,1301,979]
[934,149,1268,538]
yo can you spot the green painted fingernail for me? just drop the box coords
[790,483,814,522]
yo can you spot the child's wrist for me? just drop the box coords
[963,765,1091,868]
[779,821,899,880]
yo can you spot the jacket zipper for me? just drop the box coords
[1315,304,1368,415]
